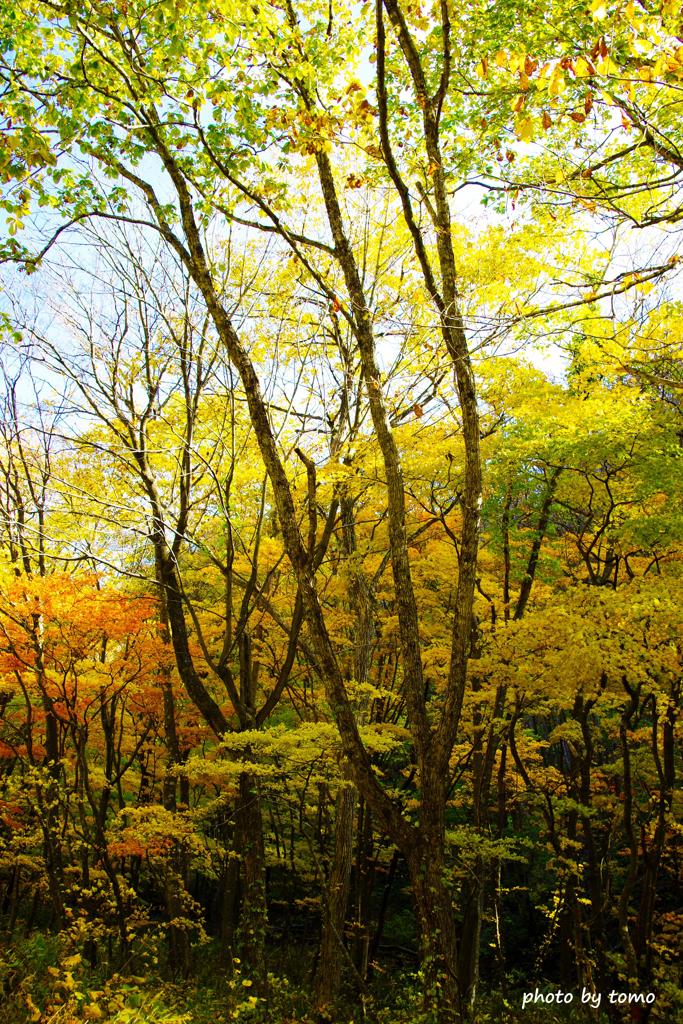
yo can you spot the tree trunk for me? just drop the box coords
[235,770,268,993]
[314,784,357,1014]
[458,866,484,1014]
[218,851,241,961]
[165,863,192,978]
[405,840,460,1022]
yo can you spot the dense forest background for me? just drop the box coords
[0,0,681,1022]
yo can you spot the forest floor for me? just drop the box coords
[0,931,627,1024]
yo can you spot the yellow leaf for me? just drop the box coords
[548,68,566,96]
[25,996,41,1023]
[596,56,619,75]
[516,116,535,143]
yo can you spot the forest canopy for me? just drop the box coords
[0,1,681,1022]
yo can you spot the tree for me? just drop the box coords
[1,2,682,1022]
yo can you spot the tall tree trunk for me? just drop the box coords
[617,683,641,984]
[235,770,267,993]
[218,848,241,962]
[402,765,461,1021]
[157,567,192,976]
[165,863,192,978]
[314,493,372,1013]
[458,863,484,1015]
[405,837,460,1020]
[314,785,357,1015]
[635,689,677,979]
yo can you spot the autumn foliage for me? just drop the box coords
[0,0,681,1023]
